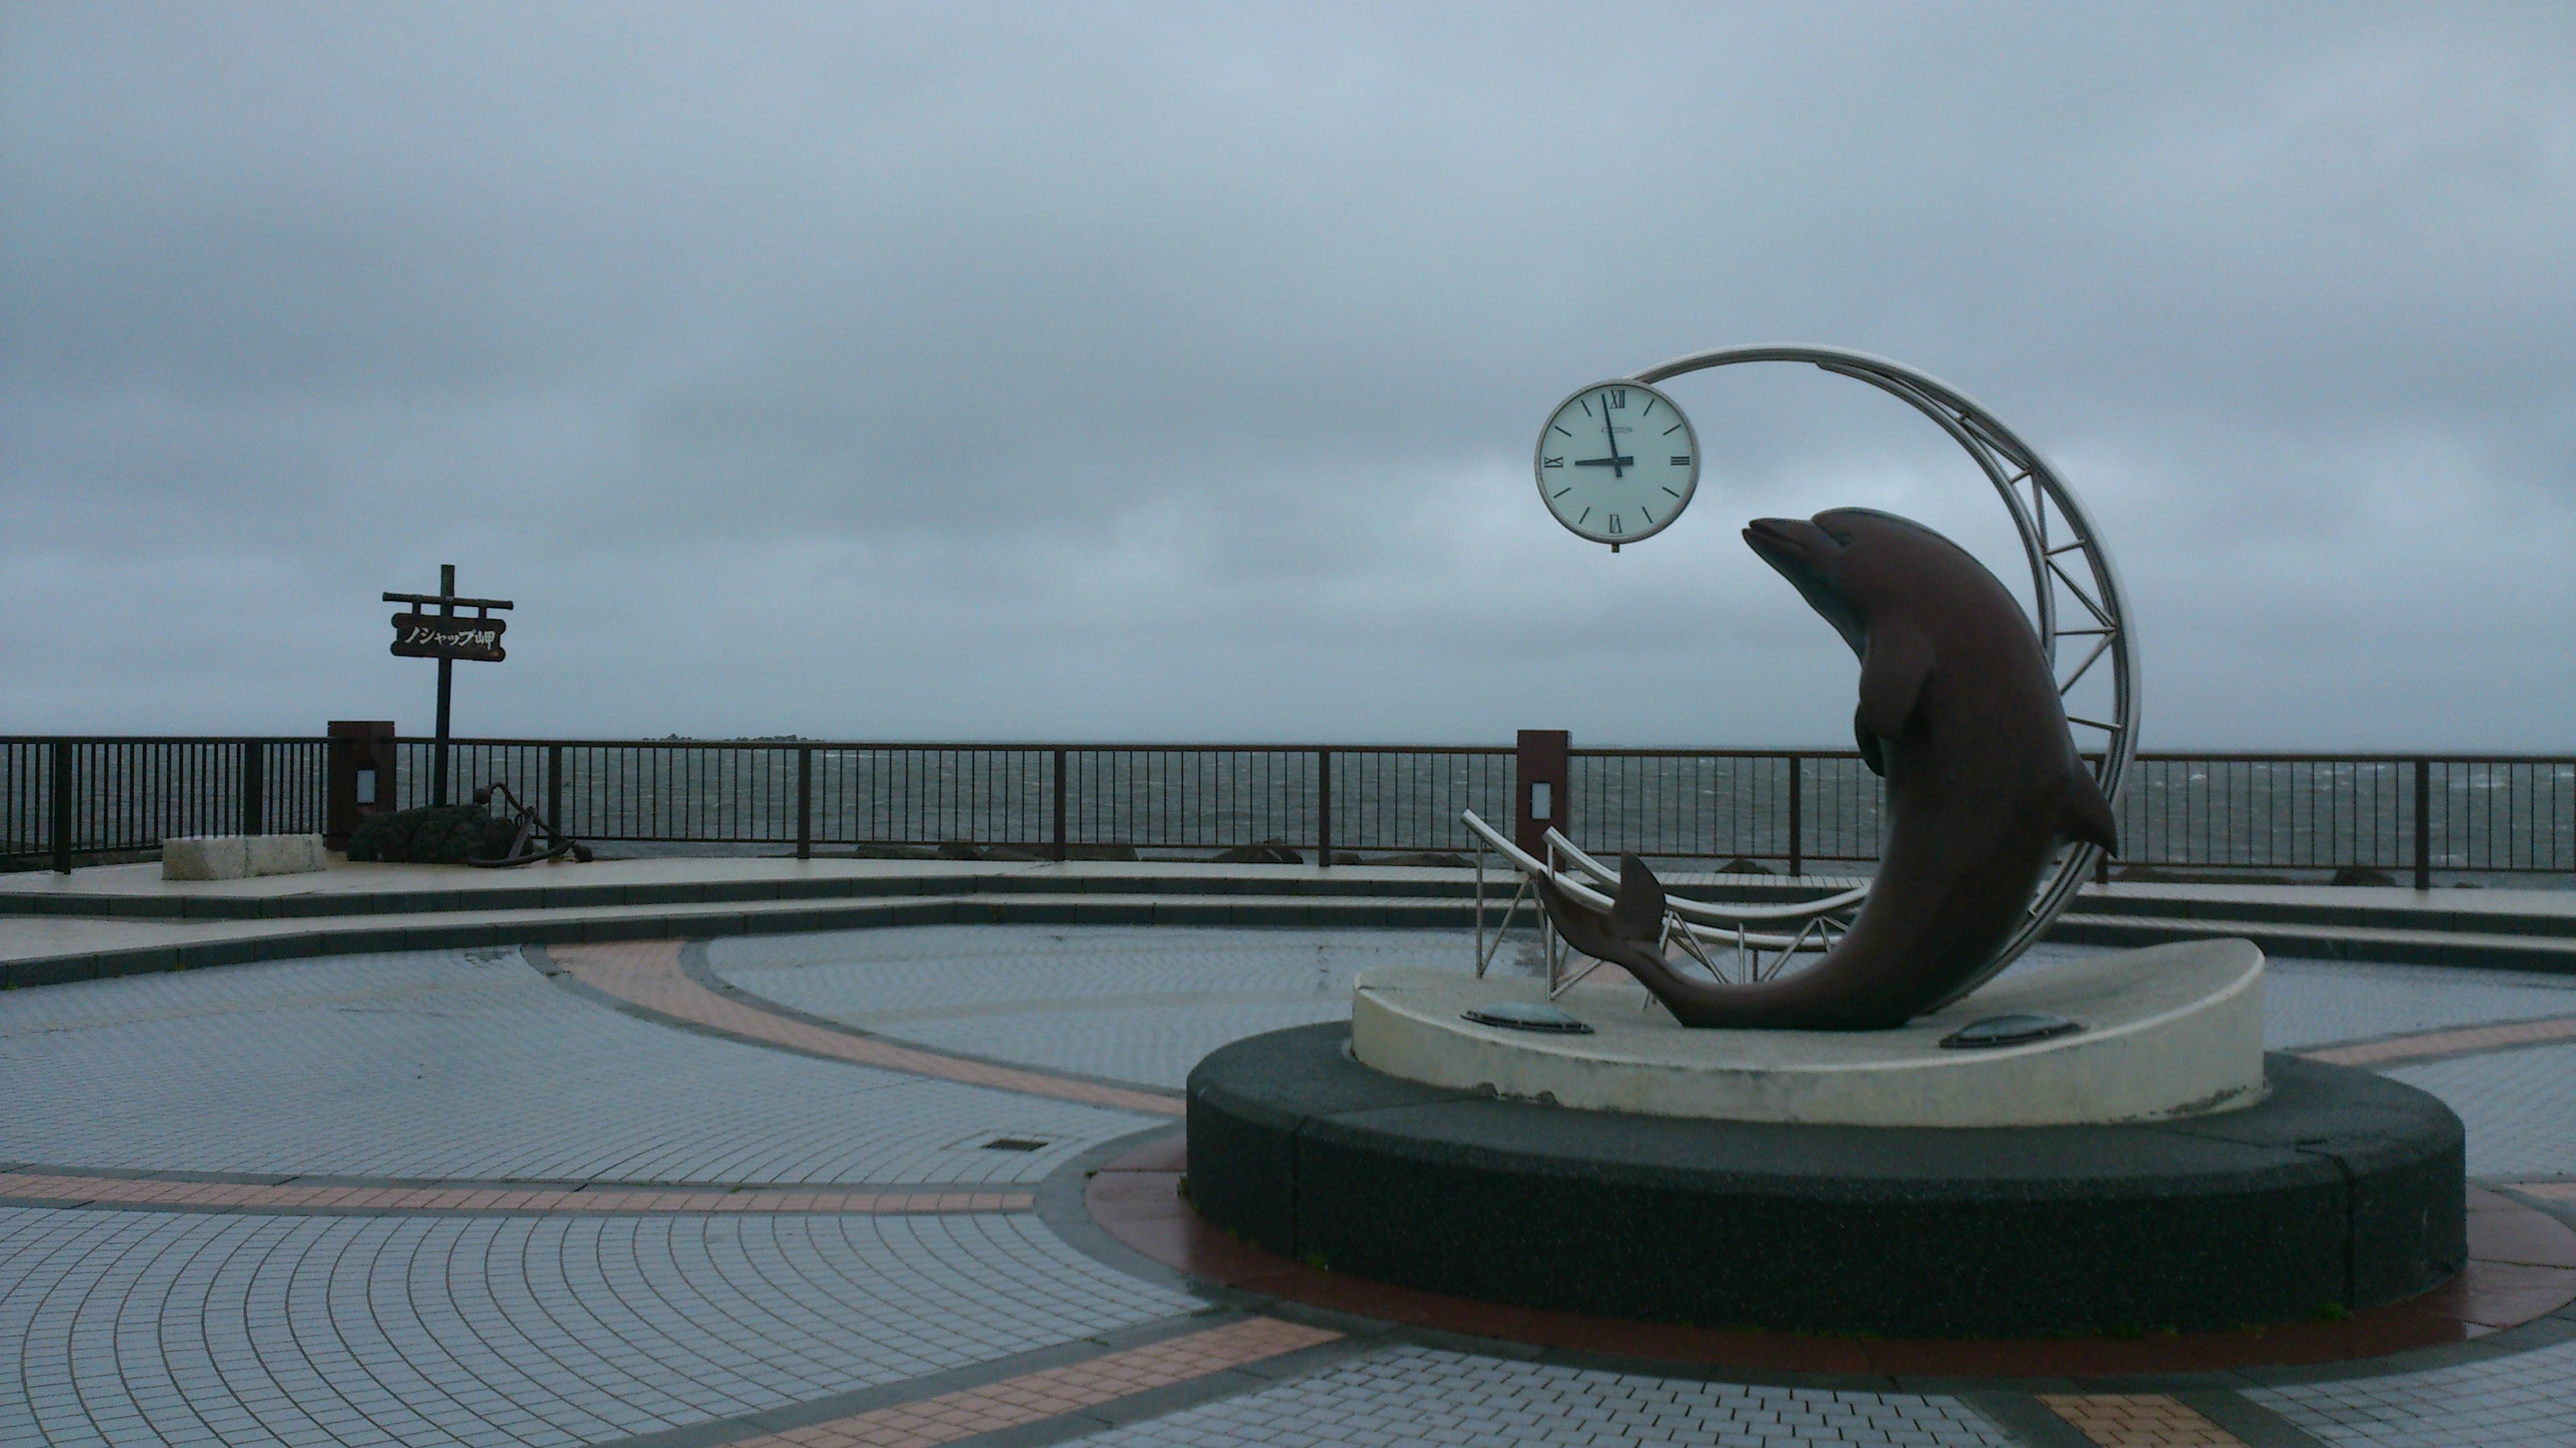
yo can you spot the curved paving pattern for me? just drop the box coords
[0,947,1157,1184]
[3,921,2575,1447]
[712,926,1473,1089]
[0,1207,1191,1448]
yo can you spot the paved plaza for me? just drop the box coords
[5,922,2575,1446]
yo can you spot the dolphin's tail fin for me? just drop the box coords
[2059,770,2119,854]
[1610,854,1668,943]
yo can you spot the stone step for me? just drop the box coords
[7,869,2571,991]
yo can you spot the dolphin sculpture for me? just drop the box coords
[1537,508,2118,1029]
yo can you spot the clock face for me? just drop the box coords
[1533,380,1698,547]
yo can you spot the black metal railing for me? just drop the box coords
[5,735,2570,885]
[1,737,333,871]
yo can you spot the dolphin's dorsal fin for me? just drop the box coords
[1858,622,1933,742]
[2059,769,2119,853]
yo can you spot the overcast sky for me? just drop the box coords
[5,3,2571,748]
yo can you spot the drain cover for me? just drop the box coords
[1462,1001,1595,1034]
[1939,1013,2084,1049]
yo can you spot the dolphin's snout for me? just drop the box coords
[1743,516,1827,567]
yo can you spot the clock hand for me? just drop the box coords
[1574,456,1635,468]
[1601,396,1626,478]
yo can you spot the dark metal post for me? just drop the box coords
[50,740,73,875]
[1513,729,1571,858]
[545,744,564,850]
[1786,754,1804,879]
[796,744,814,860]
[2412,757,2432,891]
[239,740,264,837]
[433,564,455,807]
[1051,748,1069,862]
[1316,748,1334,867]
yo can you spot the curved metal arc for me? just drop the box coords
[1620,344,2141,1006]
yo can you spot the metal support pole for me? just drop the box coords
[1051,748,1069,862]
[239,740,264,837]
[1316,748,1333,868]
[50,740,73,875]
[2412,757,2432,891]
[796,744,814,860]
[433,563,455,807]
[1786,754,1803,880]
[545,744,565,850]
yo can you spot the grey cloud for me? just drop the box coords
[5,2,2571,748]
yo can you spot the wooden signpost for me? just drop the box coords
[384,565,513,806]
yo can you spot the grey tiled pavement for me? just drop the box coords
[713,926,1467,1088]
[2390,1042,2576,1178]
[1064,1345,2014,1447]
[5,921,2576,1447]
[0,1206,1188,1447]
[2247,1335,2576,1447]
[2258,957,2576,1050]
[0,946,1157,1184]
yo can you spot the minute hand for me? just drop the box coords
[1574,455,1634,468]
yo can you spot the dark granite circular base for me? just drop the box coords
[1185,1023,2467,1339]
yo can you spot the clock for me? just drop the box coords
[1533,380,1699,549]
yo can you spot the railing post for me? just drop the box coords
[2412,757,2432,891]
[1051,748,1069,862]
[1316,748,1334,868]
[796,744,814,860]
[50,740,74,875]
[1786,753,1803,879]
[239,740,265,838]
[545,744,564,847]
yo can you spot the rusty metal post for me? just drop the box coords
[1513,730,1570,859]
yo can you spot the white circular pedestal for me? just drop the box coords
[1349,940,2265,1127]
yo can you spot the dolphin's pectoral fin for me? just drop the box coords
[1857,622,1933,741]
[1611,855,1668,942]
[1853,706,1886,777]
[2059,770,2120,854]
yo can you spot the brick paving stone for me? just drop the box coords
[0,1170,1032,1215]
[2247,1335,2576,1448]
[0,946,1160,1184]
[1063,1345,2014,1447]
[0,1205,1193,1448]
[2039,1393,2244,1446]
[554,940,1179,1115]
[2390,1042,2576,1178]
[733,1317,1340,1448]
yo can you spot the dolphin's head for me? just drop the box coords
[1742,508,1917,657]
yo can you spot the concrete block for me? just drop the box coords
[246,834,327,876]
[162,836,250,881]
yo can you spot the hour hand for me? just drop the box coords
[1574,455,1634,468]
